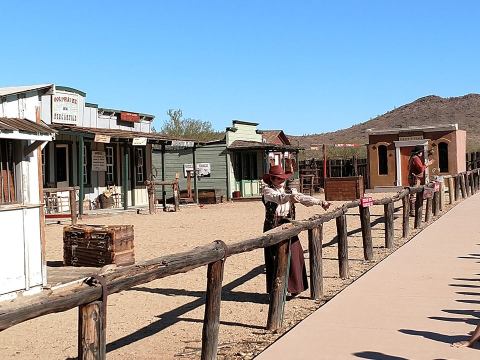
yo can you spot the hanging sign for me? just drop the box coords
[423,187,434,199]
[360,196,374,207]
[92,151,107,171]
[120,112,140,123]
[433,181,440,192]
[52,91,79,125]
[132,137,147,146]
[94,134,111,143]
[171,140,195,148]
[183,163,211,177]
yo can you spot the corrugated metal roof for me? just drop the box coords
[0,117,55,135]
[228,140,302,151]
[0,84,54,97]
[49,124,195,143]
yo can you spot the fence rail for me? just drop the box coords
[1,168,480,360]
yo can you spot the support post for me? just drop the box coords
[123,146,129,210]
[470,172,475,194]
[146,181,155,214]
[359,204,373,260]
[455,175,460,201]
[402,194,409,238]
[460,173,467,199]
[464,172,471,197]
[433,190,440,216]
[193,145,199,204]
[201,245,225,360]
[384,202,394,249]
[336,214,349,279]
[439,180,445,211]
[78,301,106,360]
[161,143,166,211]
[267,239,290,330]
[78,135,84,217]
[447,177,455,204]
[308,225,323,300]
[414,188,424,229]
[70,188,77,225]
[425,195,432,223]
[173,176,180,212]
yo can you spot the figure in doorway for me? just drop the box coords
[408,145,434,216]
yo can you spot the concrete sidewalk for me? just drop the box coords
[257,194,480,360]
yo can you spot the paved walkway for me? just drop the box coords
[257,194,480,360]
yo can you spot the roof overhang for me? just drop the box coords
[0,118,55,141]
[366,123,458,135]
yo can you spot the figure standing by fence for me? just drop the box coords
[262,165,330,296]
[408,145,434,215]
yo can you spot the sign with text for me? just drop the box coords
[120,112,140,123]
[94,134,111,143]
[399,135,423,141]
[171,140,195,148]
[183,163,211,177]
[132,137,147,146]
[52,91,79,125]
[92,151,107,171]
[423,187,434,199]
[360,196,374,207]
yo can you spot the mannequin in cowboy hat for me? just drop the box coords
[408,145,434,215]
[262,164,330,297]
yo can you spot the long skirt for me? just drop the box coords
[264,226,308,295]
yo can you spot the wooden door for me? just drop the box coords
[400,146,413,186]
[55,144,69,188]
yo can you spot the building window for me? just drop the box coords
[0,140,17,204]
[135,147,144,183]
[234,152,258,180]
[378,145,388,175]
[106,146,115,185]
[438,142,449,173]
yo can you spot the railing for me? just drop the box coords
[43,186,79,224]
[1,168,479,360]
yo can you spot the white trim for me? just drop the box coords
[394,140,428,147]
[394,140,428,185]
[0,132,53,141]
[367,123,458,135]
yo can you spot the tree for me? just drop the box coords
[159,109,222,142]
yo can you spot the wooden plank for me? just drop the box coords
[308,226,323,300]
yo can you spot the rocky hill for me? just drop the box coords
[289,94,480,152]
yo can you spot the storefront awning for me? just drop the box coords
[49,124,195,144]
[227,140,302,151]
[0,117,55,141]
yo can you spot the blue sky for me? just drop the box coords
[1,1,479,135]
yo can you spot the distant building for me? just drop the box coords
[367,124,466,188]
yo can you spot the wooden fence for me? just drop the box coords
[1,168,480,360]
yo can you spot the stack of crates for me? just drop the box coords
[63,225,135,267]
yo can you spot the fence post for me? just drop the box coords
[78,301,106,360]
[267,239,290,330]
[336,214,349,279]
[469,172,475,195]
[414,188,424,229]
[359,204,373,260]
[447,177,455,204]
[460,173,467,198]
[201,242,226,360]
[439,180,445,211]
[425,193,432,223]
[146,181,156,214]
[465,173,471,197]
[69,189,77,225]
[308,226,323,300]
[402,194,409,238]
[384,202,394,249]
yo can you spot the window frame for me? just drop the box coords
[0,139,18,205]
[105,145,117,185]
[134,146,146,185]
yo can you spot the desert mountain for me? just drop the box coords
[289,94,480,152]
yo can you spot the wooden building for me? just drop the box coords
[152,121,300,201]
[0,84,187,214]
[367,124,466,188]
[0,116,55,299]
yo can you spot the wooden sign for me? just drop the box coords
[132,137,147,146]
[423,187,434,199]
[171,140,195,148]
[433,181,440,192]
[120,112,140,122]
[360,196,373,207]
[92,151,107,171]
[94,134,111,143]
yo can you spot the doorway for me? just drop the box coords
[55,144,69,188]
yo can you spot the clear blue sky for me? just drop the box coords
[1,1,479,135]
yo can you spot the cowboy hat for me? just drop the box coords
[262,165,293,183]
[411,145,424,155]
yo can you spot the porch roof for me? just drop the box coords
[49,124,195,144]
[0,117,55,141]
[227,140,302,151]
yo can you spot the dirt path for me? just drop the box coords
[0,194,434,359]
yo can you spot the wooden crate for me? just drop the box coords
[63,225,135,267]
[324,176,364,201]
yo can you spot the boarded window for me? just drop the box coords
[438,142,449,173]
[0,140,17,204]
[378,145,388,175]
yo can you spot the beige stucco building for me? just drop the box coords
[367,124,466,189]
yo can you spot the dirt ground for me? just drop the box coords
[0,193,444,359]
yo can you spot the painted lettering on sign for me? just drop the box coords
[424,187,434,199]
[360,196,374,207]
[120,112,140,122]
[132,137,147,146]
[52,91,79,125]
[92,151,107,172]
